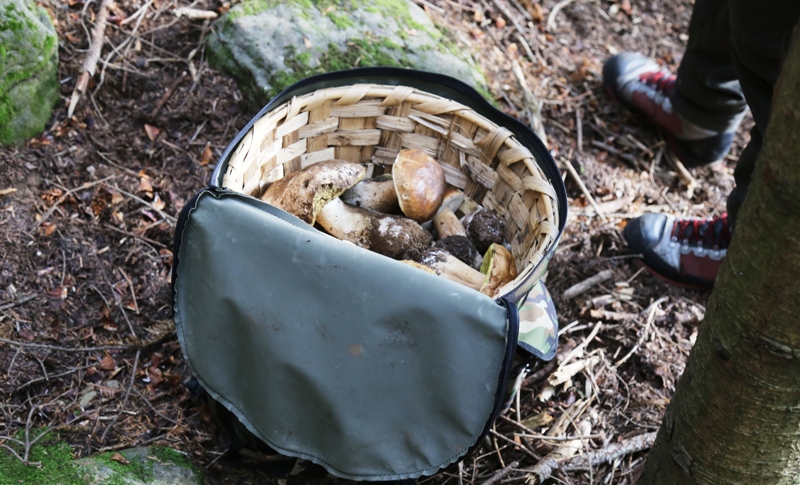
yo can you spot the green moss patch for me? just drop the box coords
[0,430,85,485]
[0,0,60,145]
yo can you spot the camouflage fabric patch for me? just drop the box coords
[516,281,558,361]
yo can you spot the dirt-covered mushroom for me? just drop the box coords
[479,244,518,298]
[316,198,433,259]
[340,173,400,214]
[392,149,446,222]
[463,208,506,254]
[434,236,482,270]
[260,160,366,225]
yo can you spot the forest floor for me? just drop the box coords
[0,0,751,484]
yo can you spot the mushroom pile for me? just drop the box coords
[260,149,517,298]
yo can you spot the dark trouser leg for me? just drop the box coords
[672,0,748,133]
[726,2,800,222]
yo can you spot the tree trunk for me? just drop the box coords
[638,27,800,485]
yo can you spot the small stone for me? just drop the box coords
[0,0,60,145]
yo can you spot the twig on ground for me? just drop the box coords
[547,0,577,32]
[511,60,547,145]
[100,350,140,443]
[488,428,540,460]
[0,338,129,352]
[102,183,177,224]
[92,251,137,339]
[0,294,37,312]
[68,0,114,118]
[591,140,646,170]
[481,459,520,485]
[561,432,656,471]
[563,270,614,300]
[615,296,669,366]
[576,108,583,153]
[561,157,608,222]
[665,150,698,197]
[149,71,187,118]
[37,175,117,226]
[18,365,95,391]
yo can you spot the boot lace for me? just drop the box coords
[671,213,731,250]
[639,71,676,95]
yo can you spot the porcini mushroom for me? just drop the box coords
[434,236,482,270]
[316,198,433,259]
[403,247,485,290]
[260,160,366,225]
[479,244,518,298]
[392,149,446,222]
[340,173,400,214]
[433,207,467,239]
[463,208,506,255]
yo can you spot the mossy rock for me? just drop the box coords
[0,431,202,485]
[207,0,489,106]
[0,0,60,146]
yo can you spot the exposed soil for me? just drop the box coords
[0,0,750,484]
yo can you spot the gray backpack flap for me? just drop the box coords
[173,188,518,481]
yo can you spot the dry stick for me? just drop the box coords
[560,158,608,222]
[481,459,520,485]
[546,0,577,31]
[149,71,187,118]
[92,251,137,339]
[561,432,656,471]
[102,223,168,249]
[492,0,541,59]
[0,338,129,352]
[100,350,140,443]
[68,0,114,118]
[37,175,117,226]
[563,269,614,300]
[0,294,37,311]
[591,140,645,170]
[103,183,177,224]
[615,296,669,366]
[576,108,583,153]
[664,150,698,197]
[488,428,540,461]
[511,60,547,146]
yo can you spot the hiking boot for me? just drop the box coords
[623,212,731,289]
[603,52,734,167]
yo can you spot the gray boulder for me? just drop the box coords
[207,0,489,106]
[0,0,60,146]
[74,446,203,485]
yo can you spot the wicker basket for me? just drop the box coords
[219,82,560,297]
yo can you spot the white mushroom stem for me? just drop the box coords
[458,195,482,217]
[436,186,466,215]
[433,208,467,239]
[413,248,485,291]
[316,198,432,259]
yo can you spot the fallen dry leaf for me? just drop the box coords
[152,193,165,211]
[138,176,153,194]
[0,187,17,197]
[98,353,117,371]
[144,124,161,141]
[109,452,129,465]
[199,144,214,166]
[495,16,506,29]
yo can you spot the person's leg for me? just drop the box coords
[603,0,745,168]
[725,0,800,222]
[622,2,800,289]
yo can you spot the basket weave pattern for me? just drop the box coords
[221,84,559,293]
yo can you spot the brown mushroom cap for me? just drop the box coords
[341,173,400,214]
[392,149,446,222]
[260,160,365,225]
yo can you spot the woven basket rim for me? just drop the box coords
[212,69,567,301]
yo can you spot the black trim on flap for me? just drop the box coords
[465,297,520,460]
